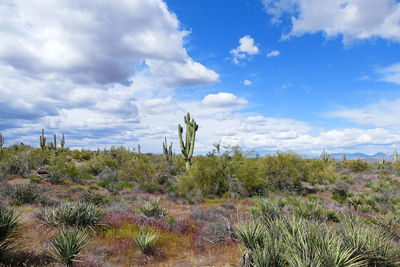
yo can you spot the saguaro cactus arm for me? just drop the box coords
[178,125,187,158]
[49,134,57,150]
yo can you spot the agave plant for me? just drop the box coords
[139,198,166,218]
[134,228,158,255]
[48,228,87,267]
[0,207,21,256]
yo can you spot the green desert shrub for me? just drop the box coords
[261,152,306,192]
[139,198,166,218]
[48,227,87,267]
[1,152,30,177]
[347,159,369,172]
[37,201,102,229]
[177,155,231,197]
[80,190,107,206]
[332,180,351,202]
[0,207,21,256]
[135,228,158,255]
[305,159,339,184]
[13,184,44,204]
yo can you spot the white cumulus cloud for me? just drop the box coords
[267,50,281,57]
[230,35,260,64]
[202,93,248,108]
[243,79,253,86]
[263,0,400,44]
[377,62,400,85]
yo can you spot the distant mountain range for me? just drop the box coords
[330,152,393,162]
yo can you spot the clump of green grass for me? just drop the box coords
[48,228,87,267]
[0,207,21,256]
[139,198,166,218]
[134,228,158,255]
[37,201,102,229]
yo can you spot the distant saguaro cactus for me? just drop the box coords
[162,137,173,162]
[49,134,57,151]
[394,150,399,162]
[137,144,141,155]
[60,134,65,149]
[0,132,4,151]
[320,149,331,163]
[342,152,347,162]
[178,112,198,171]
[40,129,46,151]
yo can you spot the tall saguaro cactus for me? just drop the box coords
[60,134,65,149]
[40,129,46,151]
[163,137,173,162]
[394,150,399,162]
[178,112,198,170]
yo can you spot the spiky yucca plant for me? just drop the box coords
[236,216,367,267]
[339,216,400,266]
[0,208,21,256]
[139,198,166,218]
[48,228,87,267]
[37,201,102,229]
[251,198,285,222]
[134,228,157,255]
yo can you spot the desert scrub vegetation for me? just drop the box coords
[0,128,399,266]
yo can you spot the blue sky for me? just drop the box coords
[1,0,400,154]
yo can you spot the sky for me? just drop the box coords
[1,0,400,155]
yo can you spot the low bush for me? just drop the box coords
[347,159,369,172]
[332,180,351,202]
[80,190,107,206]
[13,184,44,204]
